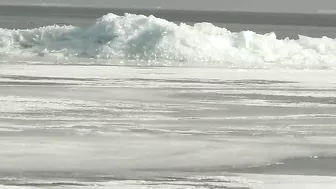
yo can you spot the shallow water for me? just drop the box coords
[1,64,336,188]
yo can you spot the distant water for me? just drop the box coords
[1,5,336,189]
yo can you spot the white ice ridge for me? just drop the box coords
[1,13,336,68]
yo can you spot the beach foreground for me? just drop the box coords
[1,64,336,188]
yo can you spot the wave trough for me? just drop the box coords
[1,13,336,68]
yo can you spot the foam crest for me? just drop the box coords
[0,13,336,68]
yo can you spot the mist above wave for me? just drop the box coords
[0,13,336,68]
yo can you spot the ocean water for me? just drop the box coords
[1,6,336,189]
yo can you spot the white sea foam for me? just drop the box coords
[0,13,336,68]
[1,175,336,189]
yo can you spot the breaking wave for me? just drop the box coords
[1,13,336,68]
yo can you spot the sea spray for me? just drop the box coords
[0,13,335,68]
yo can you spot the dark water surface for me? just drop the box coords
[1,5,336,39]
